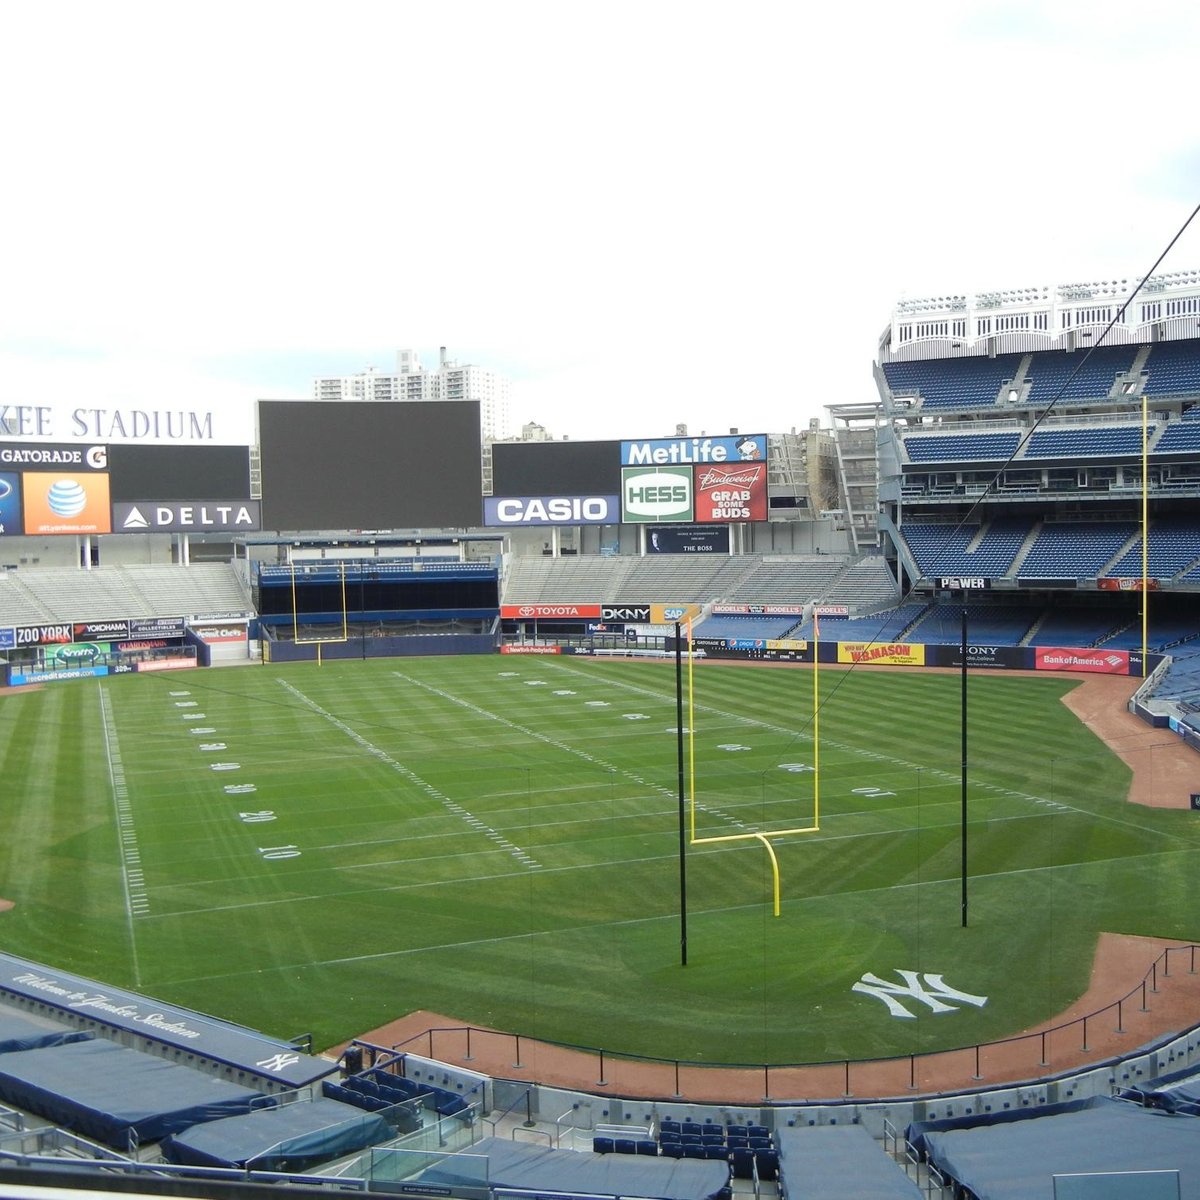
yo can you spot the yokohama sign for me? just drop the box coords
[500,603,602,619]
[1035,647,1130,673]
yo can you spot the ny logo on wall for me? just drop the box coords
[852,970,988,1019]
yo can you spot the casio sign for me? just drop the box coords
[485,495,617,526]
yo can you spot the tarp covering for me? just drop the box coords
[0,1009,93,1055]
[776,1126,921,1199]
[417,1137,729,1200]
[0,952,332,1089]
[0,1039,264,1150]
[160,1098,392,1171]
[923,1098,1200,1200]
[1120,1065,1200,1116]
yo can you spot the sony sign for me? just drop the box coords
[483,495,618,526]
[113,500,262,534]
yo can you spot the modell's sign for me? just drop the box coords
[694,462,766,522]
[500,603,602,619]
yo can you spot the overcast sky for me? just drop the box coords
[2,0,1198,444]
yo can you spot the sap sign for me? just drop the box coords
[621,467,693,523]
[484,495,618,526]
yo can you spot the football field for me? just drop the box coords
[2,655,1198,1065]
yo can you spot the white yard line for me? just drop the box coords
[278,678,543,870]
[98,685,147,986]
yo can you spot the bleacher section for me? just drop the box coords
[899,520,1031,579]
[1142,337,1200,397]
[1013,521,1138,578]
[776,1125,919,1200]
[1023,345,1137,405]
[819,557,899,609]
[694,615,800,641]
[882,354,1023,409]
[1024,425,1147,458]
[653,1119,777,1180]
[795,603,927,643]
[721,556,846,604]
[911,604,1040,646]
[0,564,250,626]
[1106,519,1200,578]
[1023,606,1123,647]
[903,432,1021,462]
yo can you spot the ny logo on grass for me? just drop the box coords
[851,970,988,1019]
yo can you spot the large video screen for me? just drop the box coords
[258,401,482,529]
[491,440,621,496]
[107,445,252,502]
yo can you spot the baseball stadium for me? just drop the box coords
[3,274,1200,1199]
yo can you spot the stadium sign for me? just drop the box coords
[500,603,602,619]
[621,467,693,522]
[694,462,767,522]
[602,604,651,622]
[73,620,130,640]
[0,628,14,650]
[22,473,111,535]
[0,403,253,445]
[0,473,17,536]
[1035,647,1130,674]
[14,623,74,646]
[113,500,261,533]
[837,642,926,666]
[0,442,107,469]
[937,576,990,590]
[130,616,186,636]
[621,433,767,466]
[483,495,618,526]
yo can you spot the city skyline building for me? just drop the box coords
[314,346,511,440]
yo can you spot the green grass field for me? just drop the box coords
[1,654,1198,1066]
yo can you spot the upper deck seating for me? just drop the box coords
[1018,522,1138,578]
[1142,338,1200,397]
[882,354,1023,410]
[1023,345,1137,405]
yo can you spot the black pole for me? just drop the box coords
[676,622,688,966]
[961,595,968,928]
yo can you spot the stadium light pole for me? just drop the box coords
[960,591,968,929]
[675,622,688,967]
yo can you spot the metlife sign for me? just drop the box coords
[620,434,767,466]
[621,467,693,523]
[484,495,619,526]
[113,500,262,534]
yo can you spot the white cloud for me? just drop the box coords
[1,0,1198,442]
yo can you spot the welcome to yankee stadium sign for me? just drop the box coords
[0,951,332,1088]
[0,402,253,446]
